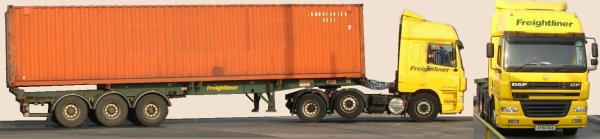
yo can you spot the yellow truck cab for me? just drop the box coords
[475,0,599,135]
[386,10,466,121]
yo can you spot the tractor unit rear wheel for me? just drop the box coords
[333,91,364,119]
[296,94,327,123]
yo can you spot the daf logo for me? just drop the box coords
[511,83,527,87]
[543,74,549,81]
[570,83,581,87]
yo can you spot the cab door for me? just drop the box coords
[425,43,462,112]
[425,43,461,91]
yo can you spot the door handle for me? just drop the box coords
[453,68,458,72]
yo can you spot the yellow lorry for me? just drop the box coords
[387,10,466,121]
[290,9,467,123]
[475,0,598,135]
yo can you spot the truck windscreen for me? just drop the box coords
[504,40,587,72]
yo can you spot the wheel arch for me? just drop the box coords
[131,90,172,108]
[285,89,328,113]
[91,91,131,109]
[51,94,92,111]
[412,89,442,113]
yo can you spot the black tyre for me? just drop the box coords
[128,108,140,125]
[333,92,364,119]
[94,94,129,127]
[296,94,327,123]
[563,128,578,135]
[88,110,101,125]
[478,90,487,118]
[486,99,498,128]
[407,93,439,122]
[134,94,168,127]
[53,96,88,128]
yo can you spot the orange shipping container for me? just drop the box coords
[6,4,365,87]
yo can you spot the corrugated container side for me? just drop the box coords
[6,4,365,87]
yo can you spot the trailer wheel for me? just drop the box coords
[53,96,88,127]
[407,93,439,122]
[334,92,364,119]
[296,94,326,123]
[563,128,578,135]
[94,94,128,127]
[134,94,168,127]
[88,110,101,125]
[128,108,140,125]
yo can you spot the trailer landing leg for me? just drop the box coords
[245,93,261,112]
[253,93,260,112]
[266,92,276,112]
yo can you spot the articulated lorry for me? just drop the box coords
[475,0,598,135]
[5,4,465,127]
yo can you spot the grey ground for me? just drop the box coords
[0,115,472,139]
[473,115,600,139]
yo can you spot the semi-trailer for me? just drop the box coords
[475,0,598,135]
[5,4,466,127]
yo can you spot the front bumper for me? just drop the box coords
[495,99,587,129]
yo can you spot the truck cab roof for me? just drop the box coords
[495,0,566,11]
[401,10,458,42]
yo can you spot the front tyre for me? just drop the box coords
[296,94,327,123]
[408,93,439,122]
[134,94,168,127]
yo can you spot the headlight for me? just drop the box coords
[501,107,518,113]
[574,107,586,112]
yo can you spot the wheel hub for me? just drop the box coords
[63,104,80,120]
[416,101,432,116]
[491,108,496,124]
[341,96,357,112]
[144,103,160,119]
[303,101,318,117]
[103,103,120,119]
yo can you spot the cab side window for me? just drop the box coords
[427,44,456,67]
[497,38,503,67]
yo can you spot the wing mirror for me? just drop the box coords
[589,59,598,71]
[592,43,598,58]
[486,43,494,58]
[457,40,464,50]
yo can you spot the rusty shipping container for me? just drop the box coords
[5,4,365,87]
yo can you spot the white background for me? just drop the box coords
[0,0,598,121]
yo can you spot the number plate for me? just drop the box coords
[535,125,556,131]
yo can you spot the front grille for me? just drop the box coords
[521,101,571,117]
[511,82,581,90]
[512,93,580,99]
